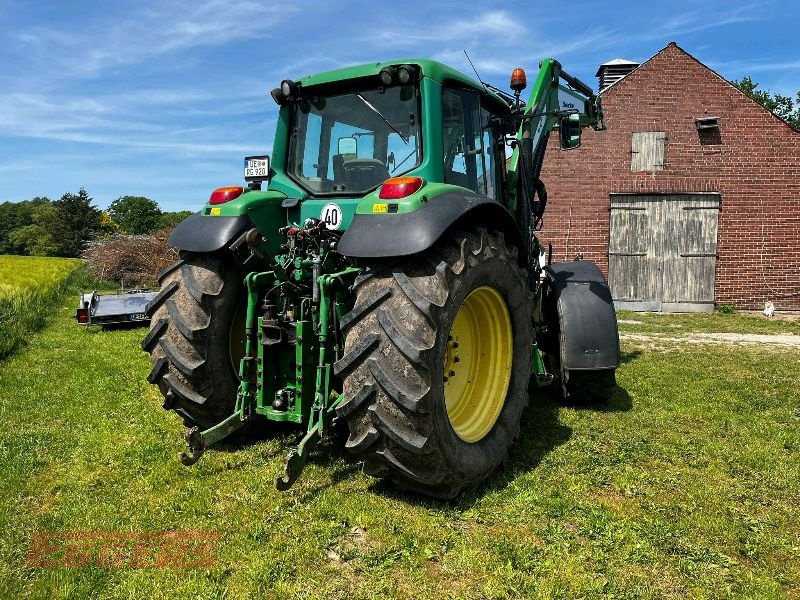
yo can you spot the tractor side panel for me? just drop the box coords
[545,261,620,370]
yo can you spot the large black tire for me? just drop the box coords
[542,335,618,404]
[538,280,617,404]
[559,368,617,403]
[141,253,244,428]
[334,229,532,499]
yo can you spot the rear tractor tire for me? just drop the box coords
[335,229,532,499]
[141,253,245,429]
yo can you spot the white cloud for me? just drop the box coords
[14,0,297,79]
[640,1,766,41]
[447,10,526,39]
[433,26,620,76]
[0,90,273,156]
[367,10,526,47]
[708,59,800,74]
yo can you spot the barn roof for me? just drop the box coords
[599,42,800,133]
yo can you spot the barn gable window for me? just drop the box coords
[631,132,666,172]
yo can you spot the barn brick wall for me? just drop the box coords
[539,43,800,310]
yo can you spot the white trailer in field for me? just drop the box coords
[75,289,157,327]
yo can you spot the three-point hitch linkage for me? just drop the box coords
[178,218,361,488]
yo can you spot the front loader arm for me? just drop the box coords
[506,58,604,215]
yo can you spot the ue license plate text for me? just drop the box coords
[245,160,268,178]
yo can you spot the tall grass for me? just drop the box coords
[0,256,84,360]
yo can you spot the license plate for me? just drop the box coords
[244,155,270,181]
[129,313,148,321]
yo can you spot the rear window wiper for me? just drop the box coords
[352,91,409,144]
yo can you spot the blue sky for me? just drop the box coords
[1,0,798,211]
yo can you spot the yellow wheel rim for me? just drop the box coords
[444,286,513,443]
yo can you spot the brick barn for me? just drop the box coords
[539,42,800,311]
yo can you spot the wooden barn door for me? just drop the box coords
[608,194,720,312]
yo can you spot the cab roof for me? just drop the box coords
[296,59,509,109]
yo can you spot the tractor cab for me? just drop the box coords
[232,59,602,245]
[260,60,516,205]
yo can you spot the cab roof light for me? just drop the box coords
[396,64,419,85]
[379,176,424,199]
[270,87,286,106]
[209,186,244,205]
[379,66,397,87]
[280,79,299,100]
[510,68,527,92]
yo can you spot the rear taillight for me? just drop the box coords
[209,186,244,205]
[379,176,424,199]
[76,308,88,324]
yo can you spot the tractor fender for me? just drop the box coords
[168,212,254,253]
[543,261,620,370]
[336,191,522,259]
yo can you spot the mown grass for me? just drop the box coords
[616,309,800,336]
[0,300,798,598]
[0,256,83,359]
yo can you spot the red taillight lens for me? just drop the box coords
[209,186,244,205]
[76,308,88,324]
[379,176,424,199]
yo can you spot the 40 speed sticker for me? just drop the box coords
[320,203,342,230]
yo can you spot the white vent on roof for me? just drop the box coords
[596,59,640,92]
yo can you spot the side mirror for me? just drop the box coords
[559,114,582,150]
[338,137,357,158]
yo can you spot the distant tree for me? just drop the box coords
[159,210,193,230]
[0,197,52,254]
[50,188,102,257]
[108,196,162,235]
[7,224,57,256]
[0,202,25,254]
[99,211,122,236]
[732,76,800,128]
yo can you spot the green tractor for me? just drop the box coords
[142,58,620,498]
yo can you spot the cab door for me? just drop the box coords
[441,87,501,199]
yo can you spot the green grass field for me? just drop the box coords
[0,255,83,359]
[0,272,798,598]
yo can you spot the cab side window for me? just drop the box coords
[479,111,498,199]
[441,87,500,199]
